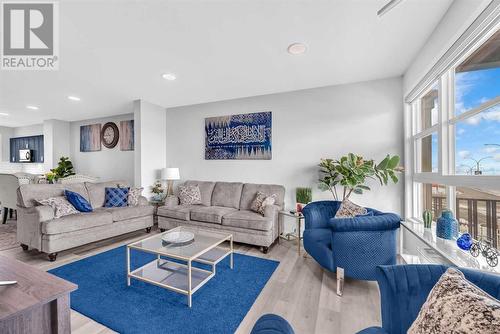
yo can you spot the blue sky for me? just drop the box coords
[454,67,500,175]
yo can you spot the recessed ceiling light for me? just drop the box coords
[67,95,81,101]
[26,105,39,110]
[287,43,307,55]
[0,112,9,116]
[162,73,176,81]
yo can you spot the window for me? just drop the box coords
[456,187,500,249]
[419,183,447,219]
[407,26,500,251]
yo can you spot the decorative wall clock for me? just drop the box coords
[101,122,119,149]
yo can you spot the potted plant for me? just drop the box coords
[46,157,75,183]
[151,181,165,201]
[295,187,312,213]
[318,153,403,200]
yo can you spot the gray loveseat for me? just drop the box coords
[157,181,285,253]
[16,181,154,261]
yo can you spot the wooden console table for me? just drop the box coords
[0,256,77,334]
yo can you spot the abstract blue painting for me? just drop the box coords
[80,123,101,152]
[205,112,272,160]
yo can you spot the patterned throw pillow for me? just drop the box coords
[128,187,144,206]
[334,199,367,218]
[104,187,129,208]
[408,268,500,334]
[178,185,202,205]
[37,196,79,218]
[251,191,277,215]
[64,190,93,212]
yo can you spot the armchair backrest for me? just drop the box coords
[376,264,500,334]
[302,200,341,229]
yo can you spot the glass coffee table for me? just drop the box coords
[126,226,233,307]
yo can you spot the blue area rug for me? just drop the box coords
[49,246,279,334]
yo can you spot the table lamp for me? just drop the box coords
[161,168,180,196]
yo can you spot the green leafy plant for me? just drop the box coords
[151,181,164,195]
[49,157,75,181]
[296,187,312,204]
[318,153,403,200]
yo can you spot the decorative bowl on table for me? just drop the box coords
[161,231,195,246]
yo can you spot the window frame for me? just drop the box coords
[404,14,500,225]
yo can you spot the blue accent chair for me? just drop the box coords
[358,264,500,334]
[250,314,295,334]
[302,201,400,289]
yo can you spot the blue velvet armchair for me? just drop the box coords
[358,264,500,334]
[302,201,400,293]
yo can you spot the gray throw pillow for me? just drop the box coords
[250,191,277,215]
[178,185,202,205]
[37,196,79,218]
[408,268,500,334]
[334,199,367,218]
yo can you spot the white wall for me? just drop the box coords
[403,0,492,95]
[165,77,404,213]
[44,119,71,171]
[13,124,43,137]
[134,100,167,196]
[0,126,14,162]
[70,113,135,184]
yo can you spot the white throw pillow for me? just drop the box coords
[250,191,277,216]
[37,196,79,218]
[178,185,202,205]
[334,199,367,218]
[128,187,144,206]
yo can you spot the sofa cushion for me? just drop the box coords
[222,210,273,231]
[18,183,89,208]
[190,206,237,224]
[212,182,243,209]
[157,205,197,221]
[98,205,154,222]
[85,181,129,208]
[240,183,285,210]
[181,181,216,206]
[41,211,113,234]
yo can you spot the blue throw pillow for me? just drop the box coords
[104,187,129,207]
[64,190,93,212]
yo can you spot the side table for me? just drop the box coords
[278,210,305,256]
[149,200,165,225]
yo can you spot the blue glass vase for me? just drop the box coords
[456,233,473,250]
[436,210,458,240]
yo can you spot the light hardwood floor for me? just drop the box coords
[0,224,382,334]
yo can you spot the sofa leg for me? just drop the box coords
[159,228,166,232]
[336,267,345,297]
[48,253,58,262]
[260,246,269,254]
[2,207,7,224]
[145,227,152,233]
[20,244,29,251]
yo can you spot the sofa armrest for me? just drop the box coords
[16,205,54,251]
[165,195,179,208]
[329,213,400,232]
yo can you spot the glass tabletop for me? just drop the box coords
[128,226,232,260]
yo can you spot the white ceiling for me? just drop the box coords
[0,0,454,127]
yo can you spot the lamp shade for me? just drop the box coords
[161,168,180,180]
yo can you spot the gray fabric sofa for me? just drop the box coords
[157,180,285,253]
[16,181,154,261]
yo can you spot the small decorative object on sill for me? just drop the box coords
[422,209,432,229]
[436,209,458,240]
[456,233,473,251]
[470,238,498,267]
